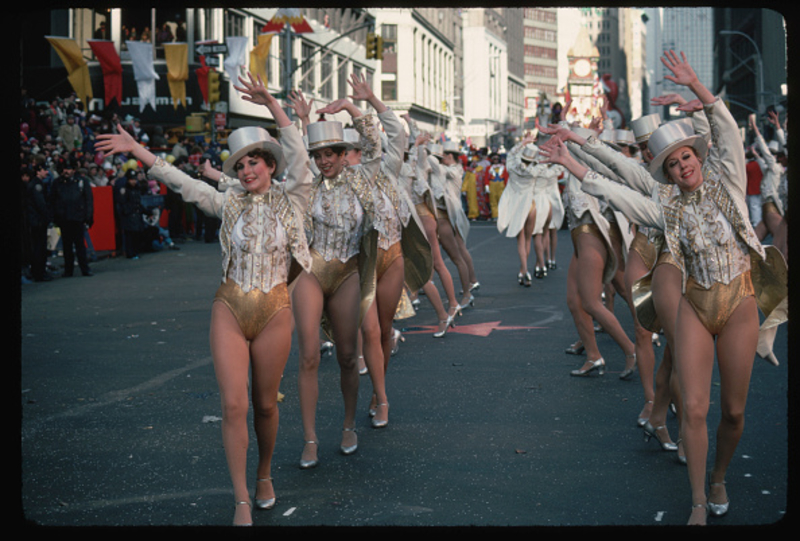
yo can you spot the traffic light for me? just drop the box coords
[366,32,383,60]
[208,70,221,106]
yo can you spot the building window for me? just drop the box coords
[301,42,315,94]
[224,10,244,40]
[320,53,332,99]
[382,79,397,102]
[338,56,348,99]
[381,23,397,75]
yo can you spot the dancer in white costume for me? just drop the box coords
[496,132,541,286]
[539,51,787,525]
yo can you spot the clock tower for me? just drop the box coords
[566,26,600,126]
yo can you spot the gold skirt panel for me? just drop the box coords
[214,280,290,341]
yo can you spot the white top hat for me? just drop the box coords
[647,118,708,184]
[615,129,636,146]
[442,140,461,154]
[222,126,285,178]
[343,128,361,150]
[630,113,661,143]
[598,129,622,151]
[306,121,347,152]
[427,142,443,158]
[520,144,539,163]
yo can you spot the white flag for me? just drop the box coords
[127,41,160,112]
[224,36,249,85]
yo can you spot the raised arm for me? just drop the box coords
[286,90,314,135]
[96,124,224,217]
[661,50,715,106]
[234,72,292,128]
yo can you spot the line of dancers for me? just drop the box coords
[532,51,788,526]
[96,71,483,526]
[95,50,788,527]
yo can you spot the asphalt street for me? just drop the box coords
[19,222,790,529]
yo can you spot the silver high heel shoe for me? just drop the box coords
[433,312,456,338]
[565,341,585,355]
[676,439,687,465]
[643,421,678,451]
[619,353,637,380]
[299,440,319,469]
[234,500,252,526]
[637,400,654,427]
[391,328,404,355]
[340,427,358,455]
[371,403,389,428]
[469,281,480,292]
[254,478,276,510]
[707,475,730,516]
[458,294,475,313]
[570,358,605,376]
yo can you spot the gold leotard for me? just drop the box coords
[376,241,403,281]
[308,248,359,298]
[684,271,754,335]
[629,230,658,271]
[214,281,290,341]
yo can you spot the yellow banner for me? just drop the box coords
[45,36,93,105]
[164,43,188,109]
[249,33,273,86]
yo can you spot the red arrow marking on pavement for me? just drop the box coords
[402,321,547,337]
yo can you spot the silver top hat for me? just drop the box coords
[343,128,361,150]
[306,121,347,153]
[615,129,636,146]
[223,126,285,178]
[442,140,461,154]
[598,128,622,151]
[647,118,708,184]
[520,144,539,163]
[427,142,443,158]
[630,113,661,143]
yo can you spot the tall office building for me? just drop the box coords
[644,7,714,120]
[522,7,559,130]
[714,8,787,125]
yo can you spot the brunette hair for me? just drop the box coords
[244,148,277,170]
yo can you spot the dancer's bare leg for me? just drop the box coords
[675,295,758,525]
[325,273,363,451]
[574,233,635,367]
[292,272,325,465]
[249,308,293,509]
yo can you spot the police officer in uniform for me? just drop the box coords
[51,155,94,277]
[24,164,53,281]
[115,169,146,259]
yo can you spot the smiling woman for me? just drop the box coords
[538,50,788,526]
[95,72,314,526]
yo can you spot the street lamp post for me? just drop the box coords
[720,30,764,116]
